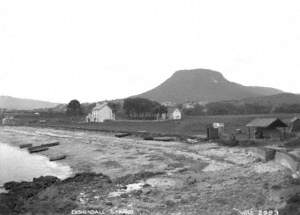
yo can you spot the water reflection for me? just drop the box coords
[0,142,72,186]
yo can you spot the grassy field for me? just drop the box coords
[20,113,299,138]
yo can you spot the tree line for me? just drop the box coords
[64,99,300,118]
[39,98,300,119]
[64,98,168,120]
[183,102,300,116]
[123,98,167,119]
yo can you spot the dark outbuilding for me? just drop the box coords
[246,118,287,139]
[289,117,300,133]
[206,124,219,140]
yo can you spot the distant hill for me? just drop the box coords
[0,96,59,110]
[134,69,283,104]
[49,103,67,112]
[50,102,97,114]
[240,93,300,106]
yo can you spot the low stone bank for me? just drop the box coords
[249,147,300,178]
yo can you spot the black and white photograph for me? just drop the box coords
[0,1,300,214]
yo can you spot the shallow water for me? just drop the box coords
[0,142,72,186]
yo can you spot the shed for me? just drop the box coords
[246,118,287,139]
[206,122,224,140]
[206,124,219,140]
[213,122,225,135]
[289,117,300,133]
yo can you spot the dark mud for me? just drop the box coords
[279,193,300,215]
[1,172,300,215]
[0,176,61,215]
[0,171,162,215]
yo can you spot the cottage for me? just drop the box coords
[246,118,287,139]
[2,116,16,125]
[182,102,195,109]
[86,102,115,123]
[167,107,182,120]
[161,101,176,107]
[289,117,300,133]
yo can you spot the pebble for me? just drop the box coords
[105,201,113,206]
[143,183,151,188]
[143,188,152,195]
[120,193,129,198]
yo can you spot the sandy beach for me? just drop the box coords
[0,126,299,215]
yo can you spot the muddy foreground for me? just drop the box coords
[0,126,299,215]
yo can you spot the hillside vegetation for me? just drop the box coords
[184,93,300,116]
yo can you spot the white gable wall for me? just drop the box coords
[86,105,115,123]
[168,108,182,120]
[172,109,182,119]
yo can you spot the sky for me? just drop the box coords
[1,0,300,103]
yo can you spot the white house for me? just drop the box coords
[86,102,115,123]
[182,102,195,109]
[167,107,182,120]
[2,116,16,125]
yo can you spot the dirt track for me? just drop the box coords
[0,126,299,215]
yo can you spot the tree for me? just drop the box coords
[274,104,300,113]
[206,102,241,115]
[123,97,164,119]
[66,99,82,116]
[108,102,121,114]
[183,104,205,116]
[81,103,96,115]
[243,103,272,114]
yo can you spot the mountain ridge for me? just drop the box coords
[134,69,283,104]
[0,96,59,110]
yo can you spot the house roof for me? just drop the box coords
[167,107,180,113]
[246,118,287,128]
[290,117,300,123]
[93,102,110,111]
